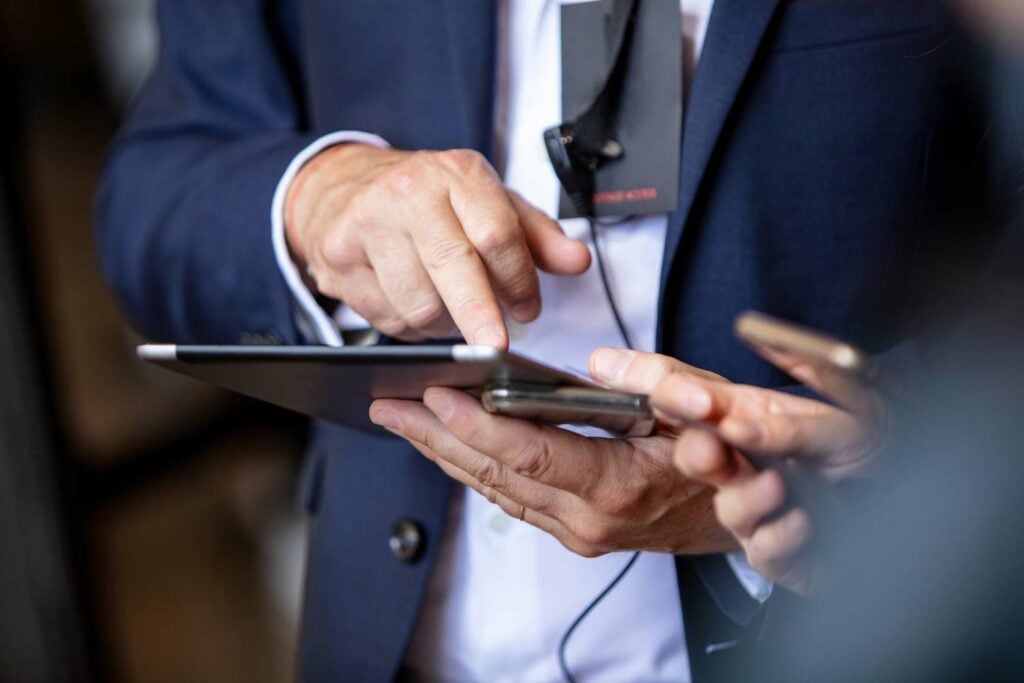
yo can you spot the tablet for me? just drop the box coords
[137,344,600,432]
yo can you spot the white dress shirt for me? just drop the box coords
[270,2,769,681]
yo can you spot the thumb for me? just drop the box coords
[509,191,591,275]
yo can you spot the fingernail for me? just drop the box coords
[424,391,455,422]
[370,408,403,434]
[511,300,541,323]
[473,323,506,348]
[591,348,631,381]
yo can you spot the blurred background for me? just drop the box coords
[0,1,309,681]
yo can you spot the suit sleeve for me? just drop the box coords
[95,0,315,344]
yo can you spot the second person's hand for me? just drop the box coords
[646,357,887,595]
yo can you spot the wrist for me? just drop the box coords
[283,142,391,268]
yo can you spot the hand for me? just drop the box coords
[644,352,887,595]
[368,351,737,557]
[285,144,592,347]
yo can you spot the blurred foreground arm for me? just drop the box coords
[594,348,886,595]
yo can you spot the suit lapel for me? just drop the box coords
[660,0,784,294]
[441,0,499,154]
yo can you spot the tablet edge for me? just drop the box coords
[137,344,178,361]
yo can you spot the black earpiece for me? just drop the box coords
[543,0,639,218]
[543,124,598,217]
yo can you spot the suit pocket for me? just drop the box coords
[770,0,957,52]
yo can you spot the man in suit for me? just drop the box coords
[96,1,992,680]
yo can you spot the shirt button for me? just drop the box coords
[389,519,425,563]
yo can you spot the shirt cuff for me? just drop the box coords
[726,551,774,603]
[270,130,391,346]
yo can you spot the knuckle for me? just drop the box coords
[472,222,518,257]
[379,166,421,199]
[424,238,477,272]
[507,441,554,481]
[437,148,486,177]
[499,269,538,304]
[472,458,505,491]
[319,231,361,271]
[344,190,377,231]
[574,519,617,550]
[404,299,446,330]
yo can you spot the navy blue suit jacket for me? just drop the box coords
[97,1,992,680]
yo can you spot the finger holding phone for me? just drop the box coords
[644,314,890,595]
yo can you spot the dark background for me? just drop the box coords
[1,1,307,680]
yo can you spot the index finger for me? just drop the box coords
[650,372,829,427]
[449,180,542,323]
[408,198,509,348]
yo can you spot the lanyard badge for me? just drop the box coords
[546,0,684,219]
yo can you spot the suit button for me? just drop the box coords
[389,519,424,563]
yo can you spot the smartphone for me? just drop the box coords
[482,384,656,437]
[733,311,884,517]
[735,310,876,381]
[733,311,896,404]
